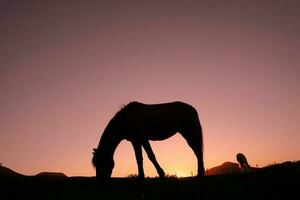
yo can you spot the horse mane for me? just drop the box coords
[92,102,140,167]
[106,101,139,128]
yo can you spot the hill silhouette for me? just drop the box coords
[0,165,24,177]
[0,160,299,199]
[206,161,240,175]
[0,165,67,179]
[205,161,261,175]
[35,172,68,179]
[262,160,300,172]
[1,160,299,178]
[205,161,300,175]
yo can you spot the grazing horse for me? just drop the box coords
[236,153,250,172]
[92,101,205,179]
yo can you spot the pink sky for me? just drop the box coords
[0,1,299,177]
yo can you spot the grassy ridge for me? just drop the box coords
[1,164,299,200]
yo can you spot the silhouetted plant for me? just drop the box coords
[127,174,139,178]
[165,173,179,179]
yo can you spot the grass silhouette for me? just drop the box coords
[1,161,299,199]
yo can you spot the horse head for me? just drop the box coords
[92,148,115,179]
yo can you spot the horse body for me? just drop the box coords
[120,102,199,141]
[92,101,204,179]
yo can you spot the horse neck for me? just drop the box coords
[98,130,122,158]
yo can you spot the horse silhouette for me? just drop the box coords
[236,153,250,172]
[92,101,205,179]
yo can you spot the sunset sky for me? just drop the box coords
[0,0,299,177]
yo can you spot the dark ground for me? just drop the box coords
[1,164,299,200]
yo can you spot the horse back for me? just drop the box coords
[120,101,199,141]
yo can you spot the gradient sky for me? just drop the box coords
[0,0,299,177]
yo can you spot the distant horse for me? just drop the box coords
[236,153,250,172]
[92,101,205,179]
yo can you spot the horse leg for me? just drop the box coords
[187,137,205,177]
[142,140,165,178]
[132,142,145,179]
[181,129,205,177]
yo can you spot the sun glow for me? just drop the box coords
[175,172,184,178]
[173,170,192,178]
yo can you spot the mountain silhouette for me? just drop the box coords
[206,162,240,175]
[0,165,67,179]
[0,165,24,177]
[35,172,68,180]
